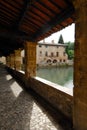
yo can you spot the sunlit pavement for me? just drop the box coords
[0,64,73,130]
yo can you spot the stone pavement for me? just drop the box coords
[0,64,73,130]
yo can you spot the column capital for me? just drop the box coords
[26,41,37,45]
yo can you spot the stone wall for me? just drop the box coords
[29,77,73,120]
[72,0,87,129]
[7,67,73,121]
[0,56,6,64]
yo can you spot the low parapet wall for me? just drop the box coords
[29,77,73,120]
[7,67,73,120]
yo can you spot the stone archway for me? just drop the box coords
[53,59,57,63]
[47,59,52,64]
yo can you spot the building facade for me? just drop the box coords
[0,56,6,64]
[37,42,68,66]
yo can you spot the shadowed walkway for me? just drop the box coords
[0,64,73,130]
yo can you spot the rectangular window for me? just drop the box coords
[39,45,42,47]
[45,51,48,56]
[56,52,59,57]
[51,52,53,57]
[45,45,48,48]
[63,52,65,56]
[40,51,42,54]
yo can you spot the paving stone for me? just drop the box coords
[0,65,72,130]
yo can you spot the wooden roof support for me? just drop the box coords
[0,5,74,42]
[31,5,74,41]
[64,0,72,5]
[13,0,36,29]
[0,39,23,56]
[49,0,63,10]
[38,1,57,14]
[0,0,75,56]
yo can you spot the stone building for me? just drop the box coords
[0,56,6,64]
[37,41,68,66]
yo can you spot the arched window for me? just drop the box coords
[53,59,57,63]
[47,59,51,63]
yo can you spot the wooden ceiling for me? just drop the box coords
[0,0,75,56]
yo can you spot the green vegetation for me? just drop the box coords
[58,34,64,44]
[65,42,74,60]
[58,35,74,60]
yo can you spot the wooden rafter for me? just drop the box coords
[31,5,74,41]
[0,0,75,56]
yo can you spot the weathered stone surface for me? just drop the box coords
[7,67,73,120]
[6,56,10,67]
[25,42,37,78]
[29,77,73,120]
[0,64,73,130]
[14,49,22,70]
[73,0,87,129]
[10,54,15,69]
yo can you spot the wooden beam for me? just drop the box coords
[14,0,37,29]
[0,4,74,42]
[0,38,23,56]
[31,5,75,41]
[38,1,57,14]
[0,28,27,39]
[49,0,63,10]
[32,4,52,17]
[64,0,72,5]
[18,0,31,24]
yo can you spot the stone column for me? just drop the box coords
[10,54,15,69]
[73,1,87,130]
[25,41,37,78]
[6,56,10,67]
[14,49,22,70]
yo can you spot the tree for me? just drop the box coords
[58,34,64,44]
[65,42,74,60]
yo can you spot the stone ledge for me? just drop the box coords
[35,76,73,96]
[6,67,73,121]
[29,77,73,120]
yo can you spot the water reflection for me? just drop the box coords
[37,67,73,88]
